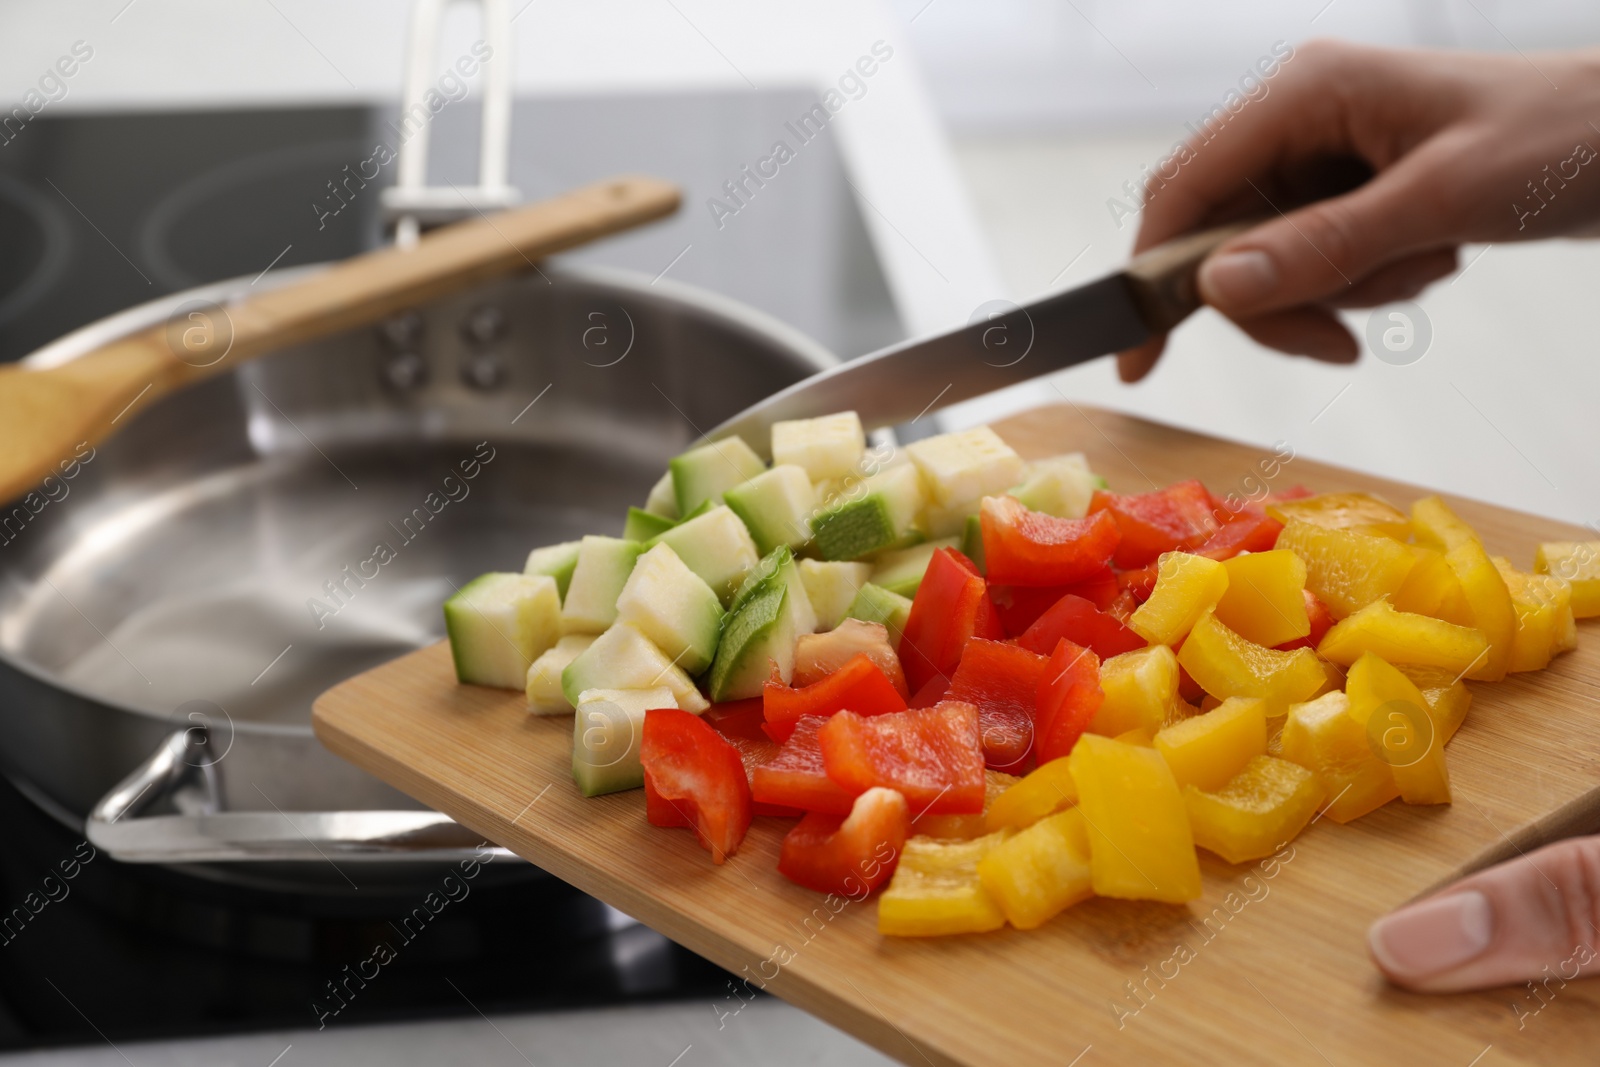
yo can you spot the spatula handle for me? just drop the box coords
[0,176,680,505]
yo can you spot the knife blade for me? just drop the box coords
[710,221,1250,454]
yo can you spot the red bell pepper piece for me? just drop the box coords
[1035,638,1104,762]
[750,715,861,813]
[989,564,1119,635]
[946,637,1049,772]
[1017,593,1147,661]
[777,787,909,896]
[1192,511,1284,561]
[641,708,754,864]
[898,548,1003,694]
[908,673,951,708]
[980,496,1121,587]
[1089,480,1220,568]
[705,699,800,817]
[1276,589,1336,651]
[1117,563,1160,603]
[762,652,907,743]
[817,702,986,815]
[1106,588,1140,622]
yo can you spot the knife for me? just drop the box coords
[711,221,1249,453]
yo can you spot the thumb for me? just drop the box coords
[1368,837,1600,993]
[1197,156,1448,319]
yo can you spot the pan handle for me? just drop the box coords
[86,727,518,865]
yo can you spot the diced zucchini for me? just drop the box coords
[561,623,709,712]
[650,505,760,604]
[560,536,644,635]
[845,583,914,646]
[524,541,581,600]
[730,545,819,636]
[526,634,598,714]
[1012,453,1099,519]
[614,543,724,676]
[723,464,817,555]
[571,686,676,796]
[644,470,679,519]
[623,506,676,542]
[962,514,986,573]
[799,559,873,631]
[445,573,562,689]
[907,426,1024,508]
[870,537,961,599]
[810,464,924,561]
[920,498,977,538]
[707,584,798,702]
[669,436,766,516]
[771,412,866,481]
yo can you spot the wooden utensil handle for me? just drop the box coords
[0,176,679,506]
[1122,220,1255,335]
[175,175,682,382]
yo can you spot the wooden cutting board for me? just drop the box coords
[313,403,1600,1067]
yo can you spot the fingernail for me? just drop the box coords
[1199,250,1277,310]
[1368,890,1493,978]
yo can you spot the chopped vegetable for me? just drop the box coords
[946,637,1050,771]
[763,652,907,743]
[1088,480,1219,569]
[1015,593,1146,660]
[878,832,1009,936]
[750,715,862,814]
[445,572,561,689]
[897,548,1002,694]
[641,707,753,863]
[979,496,1120,586]
[792,618,907,696]
[1069,734,1202,903]
[778,787,908,895]
[818,703,987,815]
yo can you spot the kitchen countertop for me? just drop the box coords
[0,999,895,1066]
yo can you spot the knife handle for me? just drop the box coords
[1122,220,1256,335]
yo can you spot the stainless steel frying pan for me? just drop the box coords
[0,261,833,889]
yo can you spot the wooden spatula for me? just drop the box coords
[0,175,681,505]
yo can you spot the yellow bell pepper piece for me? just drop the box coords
[1176,612,1329,713]
[1069,734,1202,903]
[1444,540,1515,681]
[986,758,1076,833]
[1267,491,1413,541]
[1153,696,1268,791]
[1183,755,1324,864]
[1088,644,1180,736]
[1213,549,1310,647]
[1392,545,1471,622]
[1492,557,1575,672]
[1396,666,1473,744]
[878,833,1009,937]
[1279,691,1398,823]
[914,770,1020,840]
[1128,552,1229,646]
[1345,652,1451,806]
[1410,495,1480,552]
[1315,597,1488,675]
[1275,520,1417,619]
[1535,541,1600,618]
[976,808,1093,929]
[1114,727,1155,746]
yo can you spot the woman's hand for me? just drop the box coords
[1368,837,1600,992]
[1120,41,1600,381]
